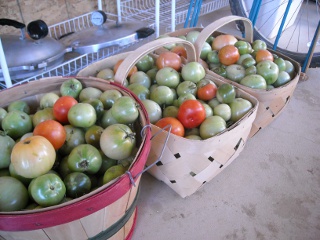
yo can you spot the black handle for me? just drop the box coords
[0,18,25,29]
[27,20,48,40]
[136,27,155,39]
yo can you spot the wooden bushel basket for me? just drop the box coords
[193,16,301,137]
[0,76,151,240]
[97,38,259,198]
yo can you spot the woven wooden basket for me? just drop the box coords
[193,15,301,137]
[99,38,258,198]
[0,77,151,240]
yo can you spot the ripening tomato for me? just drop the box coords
[155,117,185,137]
[156,51,182,71]
[197,83,217,101]
[53,96,78,124]
[113,59,138,78]
[218,45,240,66]
[255,49,274,63]
[171,45,187,59]
[33,119,67,150]
[177,99,206,129]
[212,34,238,50]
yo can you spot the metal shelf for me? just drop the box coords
[119,0,229,33]
[0,11,155,89]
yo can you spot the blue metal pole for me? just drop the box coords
[273,0,293,50]
[251,0,262,27]
[302,20,320,72]
[184,0,195,28]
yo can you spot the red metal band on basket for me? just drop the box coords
[0,132,151,231]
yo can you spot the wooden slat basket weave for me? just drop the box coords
[0,76,151,240]
[79,37,259,198]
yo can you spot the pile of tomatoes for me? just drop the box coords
[0,79,141,211]
[162,31,296,90]
[95,49,253,140]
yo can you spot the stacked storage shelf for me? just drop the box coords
[118,0,229,34]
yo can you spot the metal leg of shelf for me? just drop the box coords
[272,0,293,51]
[155,0,160,37]
[171,0,176,32]
[0,38,12,88]
[117,0,122,23]
[302,20,320,73]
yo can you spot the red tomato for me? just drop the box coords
[218,45,240,66]
[113,59,138,78]
[255,49,274,63]
[155,117,185,137]
[171,45,187,59]
[212,34,238,50]
[156,51,182,71]
[53,96,78,124]
[33,119,67,150]
[177,100,206,129]
[197,83,217,101]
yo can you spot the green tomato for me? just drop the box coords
[141,99,162,124]
[226,64,246,82]
[229,98,253,122]
[79,87,102,102]
[96,68,114,80]
[97,150,118,176]
[242,57,256,68]
[273,71,291,87]
[2,110,32,140]
[206,50,220,64]
[83,98,105,120]
[163,105,179,118]
[212,66,227,78]
[136,54,155,72]
[68,144,102,174]
[127,83,150,100]
[64,172,91,198]
[85,125,104,148]
[213,103,231,121]
[216,83,236,104]
[274,57,286,71]
[0,132,15,169]
[68,103,97,128]
[0,176,28,211]
[60,78,83,98]
[234,40,251,55]
[237,53,254,65]
[32,107,55,127]
[98,89,122,109]
[256,60,279,85]
[103,164,126,185]
[39,92,59,109]
[200,42,212,60]
[59,125,86,156]
[284,60,296,79]
[0,107,7,126]
[100,109,118,128]
[252,39,267,51]
[176,81,197,97]
[130,71,152,89]
[240,74,267,89]
[111,96,139,124]
[199,115,227,139]
[8,100,30,114]
[208,98,220,108]
[245,65,257,75]
[181,62,205,83]
[155,67,180,88]
[29,173,66,207]
[9,163,32,186]
[150,85,175,107]
[186,30,200,44]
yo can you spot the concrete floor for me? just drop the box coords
[131,6,320,240]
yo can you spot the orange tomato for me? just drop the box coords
[33,119,67,150]
[197,83,217,101]
[255,49,274,62]
[212,34,238,50]
[156,51,182,71]
[171,45,187,59]
[218,45,240,66]
[113,59,138,78]
[155,117,185,137]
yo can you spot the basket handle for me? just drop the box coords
[126,124,172,187]
[113,37,197,85]
[194,15,253,59]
